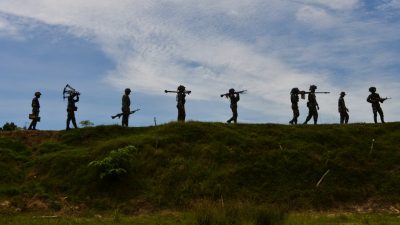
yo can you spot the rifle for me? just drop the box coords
[382,97,391,101]
[220,90,247,98]
[300,91,330,99]
[111,109,140,119]
[164,90,192,94]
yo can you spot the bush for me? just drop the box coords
[2,122,18,131]
[88,145,137,180]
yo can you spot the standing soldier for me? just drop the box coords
[289,88,300,125]
[367,87,387,123]
[28,91,41,130]
[226,88,240,124]
[122,88,131,127]
[176,85,187,122]
[338,92,349,124]
[66,91,79,130]
[303,85,319,125]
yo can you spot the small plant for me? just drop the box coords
[88,145,137,180]
[80,120,94,128]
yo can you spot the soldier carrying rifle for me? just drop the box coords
[303,85,330,125]
[165,85,191,122]
[221,89,246,124]
[63,84,80,130]
[121,88,132,127]
[367,87,390,123]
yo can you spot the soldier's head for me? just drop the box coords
[177,85,186,92]
[340,92,346,97]
[291,88,300,95]
[34,92,41,98]
[369,87,376,93]
[309,85,317,92]
[125,88,131,95]
[229,88,235,94]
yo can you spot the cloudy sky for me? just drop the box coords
[0,0,399,130]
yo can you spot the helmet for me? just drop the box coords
[291,88,299,94]
[229,88,235,93]
[125,88,131,94]
[340,91,346,96]
[309,85,317,91]
[177,85,186,92]
[369,87,376,93]
[34,91,41,97]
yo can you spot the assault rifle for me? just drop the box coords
[300,91,330,99]
[164,90,192,94]
[220,90,247,98]
[111,109,140,119]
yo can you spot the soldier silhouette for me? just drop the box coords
[367,87,386,123]
[122,88,131,127]
[289,88,300,125]
[338,92,349,124]
[28,91,41,130]
[176,85,187,122]
[303,85,319,125]
[66,92,79,130]
[226,88,240,123]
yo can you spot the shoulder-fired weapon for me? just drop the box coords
[220,90,247,98]
[111,109,140,119]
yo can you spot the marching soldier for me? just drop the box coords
[303,85,319,125]
[338,92,349,124]
[176,85,187,122]
[66,91,79,130]
[122,88,131,127]
[226,88,240,124]
[28,91,41,130]
[289,88,300,125]
[367,87,387,123]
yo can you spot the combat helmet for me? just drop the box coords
[369,87,376,93]
[309,85,317,91]
[291,88,300,95]
[125,88,131,94]
[34,91,41,97]
[229,88,235,94]
[177,85,186,92]
[340,91,346,96]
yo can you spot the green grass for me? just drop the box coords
[0,212,399,225]
[0,122,399,214]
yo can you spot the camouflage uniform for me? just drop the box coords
[304,85,319,125]
[289,88,300,125]
[338,92,349,124]
[227,89,240,124]
[176,88,186,122]
[367,87,385,123]
[66,93,79,130]
[122,88,131,127]
[28,92,41,130]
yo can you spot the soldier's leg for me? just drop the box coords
[372,108,378,123]
[232,106,238,123]
[66,114,71,130]
[377,107,384,123]
[294,108,299,124]
[303,109,312,124]
[313,109,318,125]
[122,114,127,127]
[182,107,186,122]
[72,116,78,129]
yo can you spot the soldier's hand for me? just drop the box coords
[317,105,320,110]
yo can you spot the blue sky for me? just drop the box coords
[0,0,399,130]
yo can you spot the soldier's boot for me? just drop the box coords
[373,116,378,124]
[66,119,71,130]
[289,119,293,125]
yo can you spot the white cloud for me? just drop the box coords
[0,16,20,38]
[378,0,400,10]
[0,0,398,123]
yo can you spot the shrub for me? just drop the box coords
[88,145,137,180]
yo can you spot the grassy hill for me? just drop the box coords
[0,122,399,214]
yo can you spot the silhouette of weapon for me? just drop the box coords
[220,90,247,98]
[300,91,330,99]
[383,97,391,101]
[29,114,41,122]
[164,90,192,94]
[111,109,140,119]
[63,84,80,100]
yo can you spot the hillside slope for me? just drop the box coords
[0,122,399,213]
